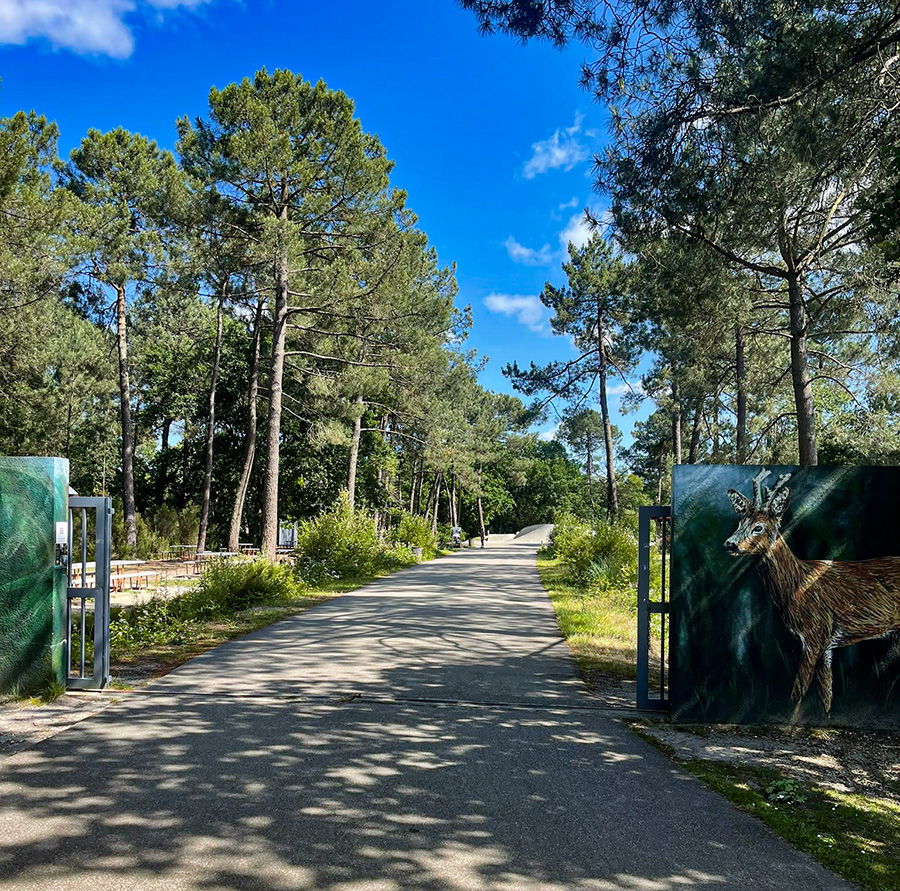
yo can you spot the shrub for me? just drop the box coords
[110,598,196,652]
[546,513,638,592]
[390,511,438,557]
[187,559,304,616]
[294,494,414,580]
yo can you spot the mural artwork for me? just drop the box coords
[670,465,900,727]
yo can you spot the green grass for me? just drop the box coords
[687,761,900,891]
[630,724,900,891]
[537,555,640,685]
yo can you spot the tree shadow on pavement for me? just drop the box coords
[0,679,846,890]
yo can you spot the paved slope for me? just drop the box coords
[0,547,850,890]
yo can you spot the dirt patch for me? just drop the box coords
[0,692,125,758]
[634,720,900,801]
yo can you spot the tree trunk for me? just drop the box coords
[429,472,442,535]
[596,310,619,524]
[197,283,225,555]
[735,324,748,463]
[688,399,703,464]
[585,429,594,512]
[409,458,417,512]
[156,418,171,505]
[228,296,264,551]
[347,394,364,508]
[261,206,290,559]
[417,462,425,514]
[444,476,456,527]
[450,473,458,528]
[671,379,682,465]
[785,271,818,465]
[115,284,138,549]
[477,465,486,548]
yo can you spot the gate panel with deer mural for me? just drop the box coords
[670,464,900,728]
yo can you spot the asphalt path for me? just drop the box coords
[0,546,851,890]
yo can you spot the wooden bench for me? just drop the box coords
[110,571,161,592]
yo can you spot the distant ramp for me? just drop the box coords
[511,523,555,545]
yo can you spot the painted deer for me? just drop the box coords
[724,469,900,713]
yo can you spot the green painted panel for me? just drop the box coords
[671,465,900,728]
[0,457,68,694]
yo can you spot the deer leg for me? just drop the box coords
[816,647,833,714]
[791,644,820,705]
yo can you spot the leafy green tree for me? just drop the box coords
[506,234,636,521]
[64,128,187,547]
[179,69,400,558]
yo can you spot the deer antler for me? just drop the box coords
[764,473,792,510]
[751,469,772,508]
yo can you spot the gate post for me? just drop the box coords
[637,505,671,711]
[66,497,113,690]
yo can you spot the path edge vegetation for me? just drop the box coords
[629,724,900,891]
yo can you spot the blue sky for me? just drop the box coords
[0,0,649,445]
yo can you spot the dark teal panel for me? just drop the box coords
[0,457,69,694]
[671,465,900,728]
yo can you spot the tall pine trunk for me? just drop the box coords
[156,418,171,506]
[786,272,818,465]
[197,283,225,554]
[688,399,703,464]
[115,284,138,549]
[476,465,486,548]
[415,460,425,514]
[585,430,594,511]
[778,231,817,466]
[409,458,418,512]
[735,325,748,463]
[228,296,264,551]
[671,380,682,465]
[347,395,364,508]
[596,309,618,524]
[261,206,289,559]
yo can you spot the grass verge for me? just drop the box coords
[536,554,639,687]
[631,724,900,891]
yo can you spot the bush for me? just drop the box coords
[546,513,638,593]
[188,559,304,616]
[294,494,415,581]
[390,511,438,557]
[110,597,196,652]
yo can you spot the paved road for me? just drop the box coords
[0,546,850,890]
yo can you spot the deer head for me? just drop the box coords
[724,469,792,556]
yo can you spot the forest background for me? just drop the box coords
[3,0,900,559]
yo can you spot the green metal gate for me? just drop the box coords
[66,497,113,690]
[637,505,671,711]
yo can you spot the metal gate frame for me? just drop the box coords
[66,497,113,690]
[637,505,671,711]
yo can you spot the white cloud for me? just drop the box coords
[538,424,560,442]
[504,236,554,267]
[483,293,550,334]
[0,0,211,58]
[523,113,590,179]
[559,212,592,254]
[606,380,643,398]
[558,197,579,211]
